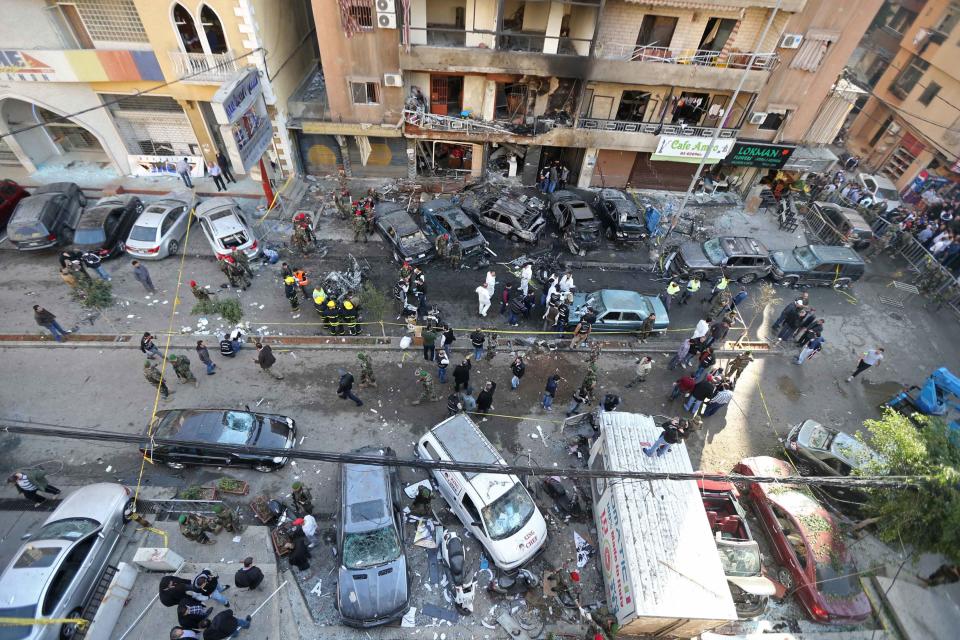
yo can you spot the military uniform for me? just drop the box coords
[219,259,239,288]
[144,361,172,399]
[449,242,462,270]
[357,353,377,388]
[292,225,310,255]
[213,506,241,533]
[172,355,198,386]
[435,234,448,258]
[710,290,732,320]
[412,369,439,405]
[179,514,213,544]
[724,352,754,383]
[232,249,253,277]
[191,284,211,302]
[292,485,313,514]
[353,214,368,243]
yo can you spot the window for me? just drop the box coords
[698,18,738,51]
[620,312,642,322]
[67,0,148,44]
[348,1,374,30]
[350,81,380,105]
[934,1,960,37]
[636,15,678,48]
[200,5,228,54]
[462,494,482,524]
[173,3,204,54]
[884,5,918,35]
[889,55,929,99]
[616,91,651,122]
[758,112,786,131]
[918,82,941,106]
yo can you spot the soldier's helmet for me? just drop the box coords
[357,352,368,360]
[178,514,187,524]
[292,482,302,490]
[214,505,224,514]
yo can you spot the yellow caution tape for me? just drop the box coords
[0,617,88,628]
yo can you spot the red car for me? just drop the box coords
[0,179,29,229]
[733,456,872,624]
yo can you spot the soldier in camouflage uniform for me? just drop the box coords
[172,354,198,387]
[357,352,377,388]
[191,280,211,302]
[710,289,732,321]
[448,240,462,270]
[144,360,172,400]
[178,513,214,544]
[231,247,254,278]
[586,342,602,368]
[412,368,439,405]
[353,212,368,243]
[292,225,310,255]
[399,261,413,281]
[232,258,251,290]
[435,233,448,259]
[213,504,241,533]
[219,258,239,288]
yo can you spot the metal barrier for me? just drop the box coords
[798,202,848,246]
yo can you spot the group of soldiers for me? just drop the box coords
[433,232,465,270]
[352,196,377,243]
[143,353,198,398]
[178,505,241,544]
[216,247,254,290]
[292,211,319,255]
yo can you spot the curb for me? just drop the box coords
[566,260,655,272]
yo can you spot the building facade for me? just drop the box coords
[846,0,960,191]
[0,0,313,183]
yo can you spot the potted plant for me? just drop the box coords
[217,477,249,496]
[178,485,218,500]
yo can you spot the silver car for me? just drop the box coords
[125,192,195,259]
[0,483,133,640]
[195,197,260,260]
[785,419,883,476]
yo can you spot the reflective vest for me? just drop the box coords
[294,270,309,287]
[715,276,730,291]
[686,279,701,293]
[666,281,681,296]
[312,287,326,305]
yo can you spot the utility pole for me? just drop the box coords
[673,0,784,224]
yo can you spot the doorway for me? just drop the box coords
[430,76,464,116]
[616,91,651,122]
[636,15,678,49]
[698,18,738,52]
[672,92,709,125]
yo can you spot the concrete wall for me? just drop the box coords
[568,5,599,56]
[0,0,74,49]
[465,0,497,47]
[463,75,487,114]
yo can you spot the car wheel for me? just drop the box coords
[254,463,275,473]
[122,497,136,522]
[777,568,794,590]
[739,273,758,284]
[784,276,800,288]
[165,461,185,470]
[692,271,706,280]
[833,278,851,289]
[60,609,83,640]
[167,239,180,256]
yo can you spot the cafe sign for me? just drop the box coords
[211,69,262,125]
[725,141,796,169]
[651,135,737,164]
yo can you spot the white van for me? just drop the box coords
[416,414,547,570]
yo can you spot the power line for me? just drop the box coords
[0,418,923,490]
[0,47,263,141]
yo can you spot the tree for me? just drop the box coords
[735,282,780,345]
[856,409,960,562]
[360,281,389,336]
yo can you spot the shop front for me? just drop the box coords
[716,140,797,195]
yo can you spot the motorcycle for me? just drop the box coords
[487,567,540,596]
[440,531,476,614]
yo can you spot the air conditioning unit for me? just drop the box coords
[780,34,803,49]
[377,11,397,29]
[749,112,768,125]
[383,73,402,87]
[376,0,395,12]
[887,122,901,135]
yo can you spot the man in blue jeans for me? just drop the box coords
[33,305,68,342]
[470,328,485,360]
[543,374,560,410]
[337,370,363,407]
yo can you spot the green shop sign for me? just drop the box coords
[725,142,796,169]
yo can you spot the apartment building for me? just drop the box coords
[846,0,960,191]
[0,0,313,183]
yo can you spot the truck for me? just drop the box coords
[885,367,960,434]
[588,412,738,637]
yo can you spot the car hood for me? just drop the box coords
[400,234,432,256]
[770,250,803,274]
[254,418,294,449]
[44,483,127,524]
[568,292,593,322]
[337,555,408,624]
[727,575,777,596]
[679,242,714,268]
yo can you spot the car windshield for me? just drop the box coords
[73,227,106,245]
[398,230,428,250]
[342,526,401,569]
[36,518,99,541]
[878,187,900,200]
[702,238,724,265]
[219,412,259,445]
[481,483,536,540]
[129,225,158,242]
[815,562,861,597]
[581,294,606,315]
[717,539,762,576]
[793,246,818,269]
[807,424,836,450]
[13,546,61,569]
[455,224,480,241]
[208,209,235,222]
[0,605,37,640]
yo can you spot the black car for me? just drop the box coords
[70,195,143,259]
[550,190,601,253]
[592,189,646,243]
[372,202,435,265]
[672,236,773,283]
[336,446,409,627]
[770,244,865,288]
[6,182,86,251]
[140,409,296,472]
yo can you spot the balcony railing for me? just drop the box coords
[405,26,593,56]
[404,109,565,136]
[594,44,778,71]
[168,50,243,83]
[577,117,738,138]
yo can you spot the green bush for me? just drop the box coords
[72,278,113,309]
[191,298,243,324]
[360,281,388,323]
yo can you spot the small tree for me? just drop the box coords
[856,409,960,561]
[191,299,243,324]
[72,278,113,309]
[736,282,780,345]
[360,281,389,336]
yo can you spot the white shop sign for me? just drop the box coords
[652,135,737,164]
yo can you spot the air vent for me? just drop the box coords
[378,567,394,576]
[352,574,368,580]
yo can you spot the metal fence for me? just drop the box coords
[798,202,848,246]
[595,43,778,70]
[576,118,738,138]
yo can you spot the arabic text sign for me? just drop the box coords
[651,135,737,164]
[725,141,796,169]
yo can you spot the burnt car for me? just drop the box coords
[140,409,296,472]
[671,236,773,283]
[592,189,646,243]
[770,244,865,288]
[0,179,29,230]
[811,201,874,250]
[420,198,488,256]
[336,446,409,627]
[372,202,434,265]
[7,182,86,251]
[474,195,546,243]
[698,477,776,619]
[550,190,601,253]
[70,195,143,259]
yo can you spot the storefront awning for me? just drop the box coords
[781,145,838,173]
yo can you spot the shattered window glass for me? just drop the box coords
[482,483,536,541]
[342,526,401,569]
[702,239,724,265]
[349,499,385,523]
[806,424,835,451]
[398,230,428,250]
[219,412,257,445]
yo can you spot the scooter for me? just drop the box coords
[440,531,476,614]
[486,567,540,596]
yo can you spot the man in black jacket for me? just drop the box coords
[201,609,251,639]
[34,305,70,343]
[476,381,496,414]
[452,357,472,392]
[177,596,211,629]
[254,343,283,380]
[234,557,264,590]
[216,149,236,184]
[684,376,716,415]
[337,369,363,406]
[470,328,485,360]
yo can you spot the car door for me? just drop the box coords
[169,206,189,240]
[42,534,98,622]
[460,493,487,541]
[619,311,644,330]
[104,211,122,247]
[769,504,814,595]
[809,262,837,286]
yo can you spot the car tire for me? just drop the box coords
[777,568,794,590]
[165,461,185,470]
[167,240,180,256]
[60,609,83,640]
[692,271,706,280]
[784,276,800,288]
[739,273,758,284]
[253,463,275,473]
[833,278,851,289]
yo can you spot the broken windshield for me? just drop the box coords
[342,526,401,569]
[806,424,835,450]
[481,483,535,540]
[455,224,480,241]
[794,246,818,269]
[702,239,724,265]
[398,230,428,250]
[219,412,258,445]
[717,539,762,576]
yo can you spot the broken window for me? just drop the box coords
[350,81,380,105]
[342,525,401,569]
[219,412,256,445]
[481,483,536,540]
[615,91,650,122]
[495,83,529,123]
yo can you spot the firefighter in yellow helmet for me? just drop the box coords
[328,299,343,335]
[283,276,300,312]
[322,298,336,331]
[342,299,360,335]
[312,286,327,314]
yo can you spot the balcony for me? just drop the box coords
[576,118,738,139]
[168,51,243,83]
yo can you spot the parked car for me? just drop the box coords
[373,202,434,265]
[140,409,296,472]
[734,456,872,624]
[69,195,142,259]
[472,195,546,243]
[568,289,669,333]
[550,190,601,252]
[811,202,874,250]
[125,192,195,259]
[858,173,902,212]
[195,197,260,259]
[420,198,488,256]
[6,182,86,251]
[769,244,865,288]
[671,236,773,283]
[0,483,133,640]
[336,446,409,628]
[0,179,29,229]
[592,188,646,243]
[697,477,776,619]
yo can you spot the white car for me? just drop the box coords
[858,173,902,212]
[195,197,260,259]
[125,191,195,259]
[0,483,133,640]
